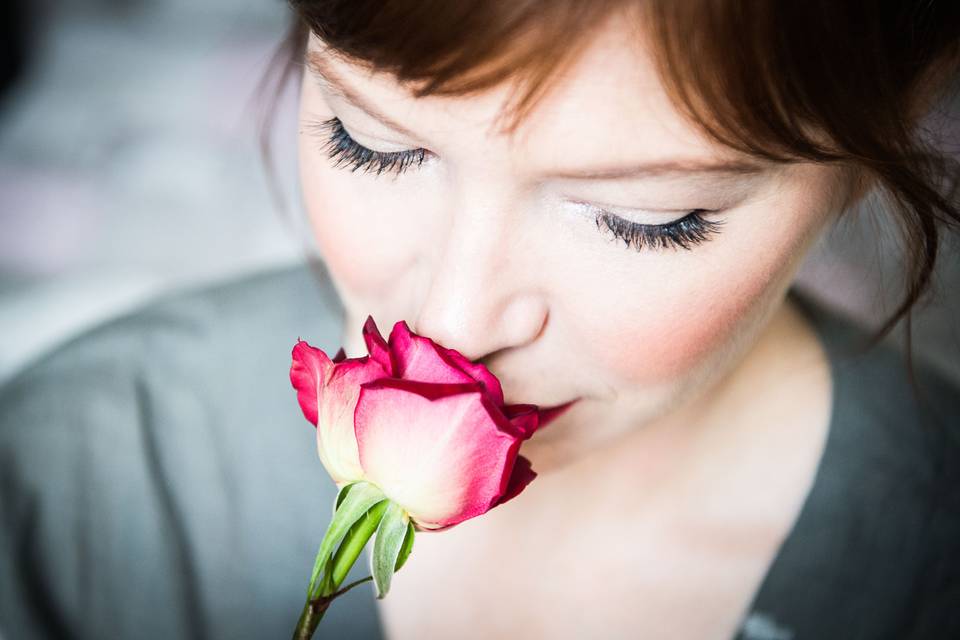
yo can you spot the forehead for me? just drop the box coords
[305,17,749,171]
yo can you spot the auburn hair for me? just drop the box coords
[260,0,959,371]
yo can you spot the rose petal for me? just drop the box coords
[438,346,505,406]
[290,340,334,426]
[362,315,394,375]
[491,454,536,508]
[314,356,392,484]
[354,378,527,529]
[291,339,392,485]
[387,320,476,386]
[501,404,540,440]
[386,320,506,404]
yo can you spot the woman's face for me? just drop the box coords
[296,20,850,459]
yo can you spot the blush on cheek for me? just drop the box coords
[597,192,824,387]
[600,270,776,387]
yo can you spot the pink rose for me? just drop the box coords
[290,316,570,532]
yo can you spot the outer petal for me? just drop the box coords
[354,378,527,530]
[438,346,505,406]
[387,320,475,386]
[386,320,504,404]
[290,340,334,426]
[491,454,536,508]
[362,315,394,375]
[501,404,540,440]
[291,339,392,485]
[314,356,392,484]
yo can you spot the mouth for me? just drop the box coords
[537,398,580,429]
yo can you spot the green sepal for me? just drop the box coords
[370,502,410,599]
[308,481,387,599]
[328,500,389,588]
[334,482,355,512]
[394,521,415,572]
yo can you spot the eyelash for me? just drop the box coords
[308,116,724,251]
[310,116,428,176]
[591,208,724,252]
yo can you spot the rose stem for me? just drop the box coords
[293,500,389,640]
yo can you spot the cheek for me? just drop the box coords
[298,134,420,302]
[630,274,774,382]
[583,194,828,386]
[588,268,775,387]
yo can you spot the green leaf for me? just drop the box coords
[370,502,410,599]
[308,481,387,598]
[394,521,415,572]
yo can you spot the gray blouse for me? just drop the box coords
[1,262,957,639]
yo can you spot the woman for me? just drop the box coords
[2,2,958,639]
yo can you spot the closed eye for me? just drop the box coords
[590,207,725,251]
[307,116,429,176]
[306,115,725,252]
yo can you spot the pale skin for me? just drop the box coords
[296,12,861,639]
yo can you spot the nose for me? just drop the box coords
[412,190,548,364]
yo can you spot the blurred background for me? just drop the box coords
[1,0,958,387]
[0,0,307,384]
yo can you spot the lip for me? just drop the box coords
[537,397,580,429]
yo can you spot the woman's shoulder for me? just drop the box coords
[0,262,383,638]
[0,259,348,490]
[789,286,959,448]
[772,287,959,638]
[790,287,958,510]
[2,260,343,401]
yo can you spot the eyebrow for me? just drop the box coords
[545,158,769,181]
[305,50,419,139]
[305,50,771,182]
